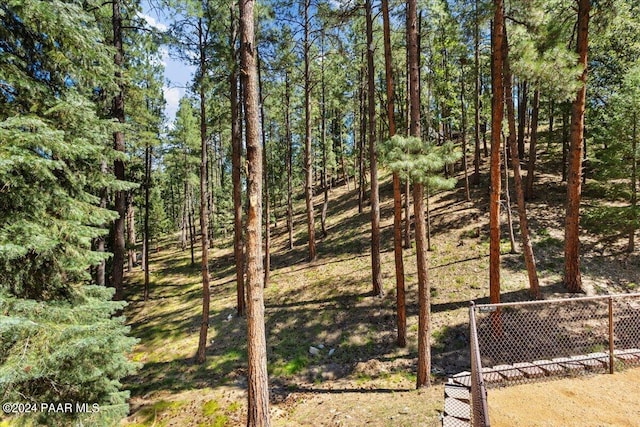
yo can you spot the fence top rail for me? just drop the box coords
[473,292,640,310]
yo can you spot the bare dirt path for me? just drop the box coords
[488,368,640,426]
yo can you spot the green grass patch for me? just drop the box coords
[136,400,186,425]
[200,400,230,427]
[202,400,220,417]
[270,354,309,376]
[401,371,417,383]
[536,235,563,248]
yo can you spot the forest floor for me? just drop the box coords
[120,139,640,427]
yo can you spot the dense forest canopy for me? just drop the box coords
[1,0,639,425]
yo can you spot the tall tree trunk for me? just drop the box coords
[169,181,176,228]
[564,0,590,293]
[426,187,432,251]
[473,0,481,185]
[365,0,383,298]
[503,30,540,298]
[339,127,350,190]
[180,180,188,250]
[525,89,540,200]
[303,0,317,262]
[582,125,587,185]
[143,143,151,301]
[629,112,637,252]
[404,180,411,249]
[408,0,430,389]
[490,2,504,306]
[257,49,270,286]
[320,31,329,238]
[285,70,294,250]
[188,189,195,266]
[231,3,246,315]
[461,61,471,201]
[549,98,554,136]
[483,117,489,158]
[196,17,211,365]
[562,108,569,181]
[404,36,412,250]
[126,193,135,272]
[112,0,126,300]
[503,139,517,254]
[208,137,216,243]
[96,161,107,286]
[240,0,270,423]
[382,0,406,348]
[517,80,528,159]
[358,68,366,214]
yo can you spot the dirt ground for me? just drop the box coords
[488,367,640,426]
[271,379,444,427]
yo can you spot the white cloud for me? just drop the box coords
[328,0,354,10]
[159,46,170,67]
[138,12,168,32]
[163,86,181,127]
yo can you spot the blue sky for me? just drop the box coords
[139,3,195,127]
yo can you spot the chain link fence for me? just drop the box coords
[472,293,640,388]
[466,293,640,426]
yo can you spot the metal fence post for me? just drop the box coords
[608,296,614,374]
[470,302,490,427]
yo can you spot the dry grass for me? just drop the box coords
[488,367,640,426]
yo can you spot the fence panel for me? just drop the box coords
[470,294,640,389]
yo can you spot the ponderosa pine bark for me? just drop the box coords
[143,143,151,301]
[240,0,270,423]
[196,17,211,365]
[180,180,188,251]
[188,189,196,265]
[549,98,555,136]
[461,60,471,201]
[564,0,590,293]
[285,70,294,250]
[561,108,569,181]
[490,0,504,306]
[366,0,383,298]
[231,3,245,315]
[112,0,126,300]
[408,0,430,389]
[96,161,108,286]
[257,48,270,286]
[503,29,540,298]
[517,80,528,159]
[382,0,406,348]
[358,68,366,215]
[404,179,411,248]
[502,140,517,254]
[320,31,329,239]
[403,27,412,251]
[525,89,540,200]
[629,112,637,252]
[208,138,216,243]
[473,0,481,186]
[126,193,135,272]
[303,0,317,262]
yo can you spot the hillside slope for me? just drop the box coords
[122,145,640,426]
